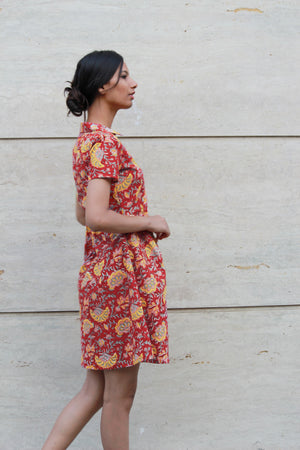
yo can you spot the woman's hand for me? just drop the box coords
[147,215,170,240]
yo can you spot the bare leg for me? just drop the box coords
[42,369,104,450]
[101,364,140,450]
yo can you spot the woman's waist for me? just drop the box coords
[86,227,154,241]
[83,229,156,260]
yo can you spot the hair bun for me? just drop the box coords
[64,84,89,117]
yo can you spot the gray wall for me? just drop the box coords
[1,0,299,311]
[1,2,300,448]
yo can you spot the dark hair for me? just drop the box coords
[64,50,124,117]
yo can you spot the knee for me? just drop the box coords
[103,364,139,413]
[104,384,137,413]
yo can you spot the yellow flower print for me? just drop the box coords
[86,344,95,355]
[141,275,158,294]
[90,143,104,168]
[116,296,129,312]
[107,270,127,290]
[94,261,104,276]
[115,173,133,193]
[95,352,118,369]
[151,345,157,357]
[152,322,167,342]
[129,234,140,247]
[145,240,157,258]
[81,141,92,153]
[130,303,144,321]
[98,339,105,347]
[123,257,133,272]
[73,144,80,155]
[82,319,94,335]
[90,306,110,323]
[81,271,92,288]
[115,317,132,336]
[80,264,86,274]
[113,173,133,202]
[163,286,167,304]
[135,185,142,199]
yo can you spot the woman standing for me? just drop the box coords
[43,50,170,449]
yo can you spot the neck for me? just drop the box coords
[87,97,117,128]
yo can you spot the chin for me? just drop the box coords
[120,103,133,110]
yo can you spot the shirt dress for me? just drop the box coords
[73,122,169,370]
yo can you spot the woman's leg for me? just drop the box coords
[42,369,105,450]
[101,364,140,450]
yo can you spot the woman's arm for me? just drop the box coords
[85,178,170,238]
[75,198,86,226]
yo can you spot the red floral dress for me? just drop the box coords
[73,122,169,370]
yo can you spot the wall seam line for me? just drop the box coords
[0,135,300,141]
[0,304,299,316]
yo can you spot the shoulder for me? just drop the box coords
[74,130,118,155]
[89,130,125,154]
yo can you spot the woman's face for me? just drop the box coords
[100,63,138,110]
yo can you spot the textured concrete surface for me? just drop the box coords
[1,137,300,311]
[1,1,299,137]
[1,2,300,448]
[1,307,299,449]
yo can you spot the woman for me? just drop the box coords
[43,50,170,449]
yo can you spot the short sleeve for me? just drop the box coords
[87,140,119,181]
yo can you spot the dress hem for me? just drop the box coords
[81,358,170,371]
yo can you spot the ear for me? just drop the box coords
[98,87,106,95]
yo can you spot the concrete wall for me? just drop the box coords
[1,137,300,311]
[1,1,300,448]
[1,0,299,311]
[1,1,299,138]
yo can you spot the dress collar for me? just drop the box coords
[80,122,120,136]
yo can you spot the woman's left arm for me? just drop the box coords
[76,198,86,226]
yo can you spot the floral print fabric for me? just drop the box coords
[73,122,169,370]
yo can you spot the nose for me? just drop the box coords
[130,77,138,89]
